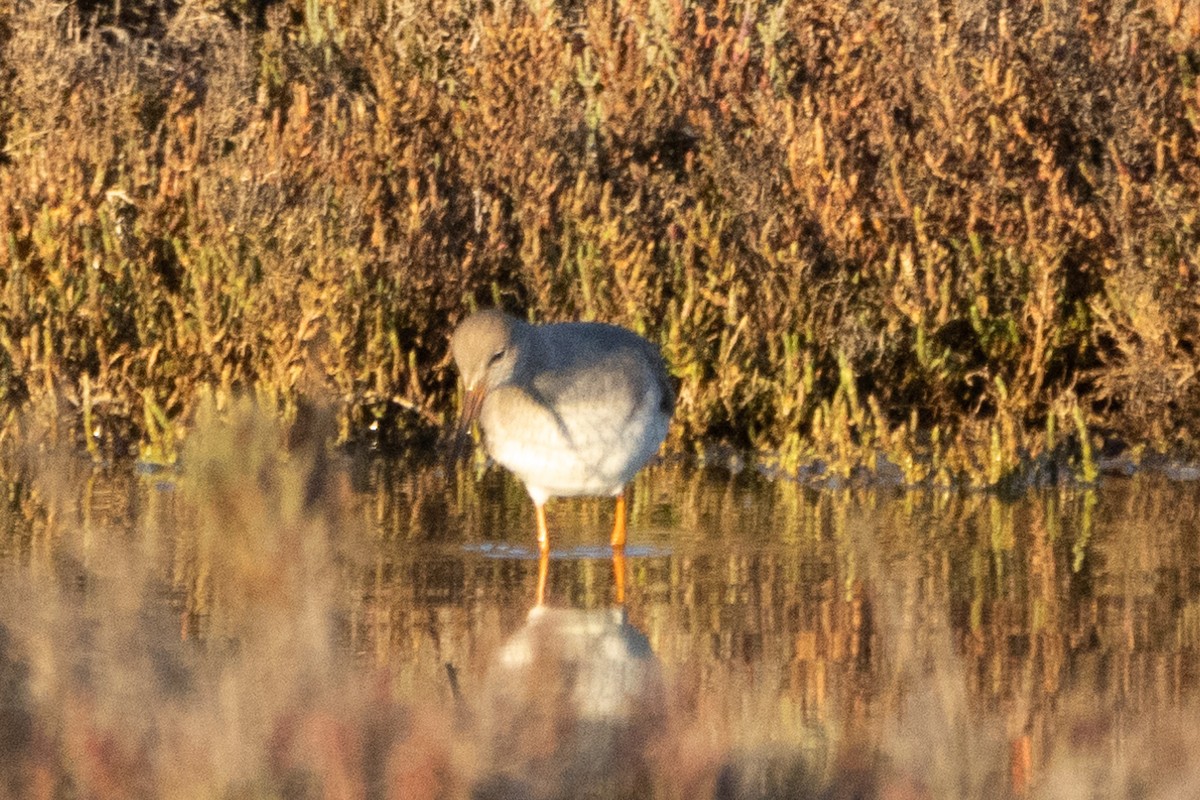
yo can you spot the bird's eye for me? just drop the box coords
[488,349,506,366]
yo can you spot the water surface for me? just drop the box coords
[1,444,1198,799]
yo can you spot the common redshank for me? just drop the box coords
[451,309,674,568]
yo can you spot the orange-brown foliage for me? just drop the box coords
[2,0,1199,482]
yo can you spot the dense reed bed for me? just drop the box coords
[2,0,1199,483]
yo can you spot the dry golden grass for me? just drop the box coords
[2,0,1200,483]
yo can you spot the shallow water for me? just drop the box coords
[1,443,1199,799]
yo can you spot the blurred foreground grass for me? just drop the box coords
[3,0,1200,484]
[2,398,1199,798]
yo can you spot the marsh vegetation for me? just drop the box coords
[2,0,1200,482]
[3,0,1200,795]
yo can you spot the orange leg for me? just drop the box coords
[612,547,626,605]
[611,491,627,604]
[536,547,549,607]
[536,502,550,554]
[610,491,627,549]
[535,502,551,606]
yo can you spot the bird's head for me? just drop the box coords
[450,309,527,439]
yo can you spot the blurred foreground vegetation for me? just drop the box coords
[2,399,1199,797]
[0,397,1198,799]
[2,0,1200,484]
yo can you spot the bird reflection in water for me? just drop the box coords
[472,553,664,800]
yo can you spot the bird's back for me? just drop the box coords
[532,322,671,409]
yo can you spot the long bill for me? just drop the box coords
[452,383,487,461]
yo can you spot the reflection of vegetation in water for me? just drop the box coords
[1073,490,1096,574]
[0,403,1198,796]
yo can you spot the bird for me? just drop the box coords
[450,309,674,560]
